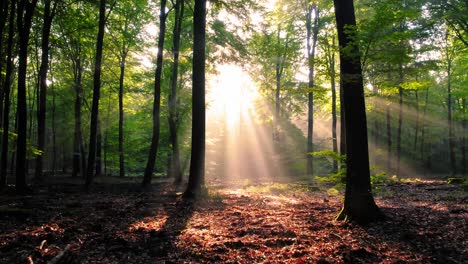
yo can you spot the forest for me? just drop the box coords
[0,0,467,263]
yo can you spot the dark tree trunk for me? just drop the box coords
[142,0,168,187]
[329,38,338,173]
[420,87,429,164]
[86,0,107,188]
[72,58,84,178]
[95,120,102,177]
[50,53,56,175]
[1,0,16,188]
[118,53,126,178]
[461,98,466,176]
[396,66,403,176]
[306,3,319,176]
[35,0,56,181]
[414,90,419,152]
[16,0,38,193]
[168,0,184,184]
[447,60,456,176]
[333,0,382,224]
[184,0,206,198]
[0,0,9,127]
[386,105,392,172]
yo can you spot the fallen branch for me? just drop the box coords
[47,244,70,264]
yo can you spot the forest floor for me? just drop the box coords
[0,176,467,264]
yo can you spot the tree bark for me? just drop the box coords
[1,0,16,188]
[16,0,39,193]
[333,0,382,224]
[95,120,102,177]
[168,0,184,184]
[35,0,56,181]
[72,57,84,178]
[386,105,392,172]
[413,90,419,152]
[461,98,466,176]
[306,3,319,176]
[447,59,456,176]
[118,53,126,178]
[142,0,168,187]
[184,0,206,198]
[0,0,9,128]
[86,0,107,188]
[396,65,403,176]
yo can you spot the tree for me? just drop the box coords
[333,0,382,224]
[142,0,168,187]
[85,0,114,188]
[1,0,16,188]
[34,0,58,181]
[184,0,206,198]
[168,0,185,184]
[16,0,39,193]
[305,1,320,176]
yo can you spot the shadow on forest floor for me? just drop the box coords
[0,176,466,263]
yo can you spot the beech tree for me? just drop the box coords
[333,0,382,224]
[184,0,206,198]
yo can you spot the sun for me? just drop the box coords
[207,64,258,128]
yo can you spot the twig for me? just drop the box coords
[47,244,70,264]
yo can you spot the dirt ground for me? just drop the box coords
[0,177,466,263]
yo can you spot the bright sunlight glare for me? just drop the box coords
[206,64,284,185]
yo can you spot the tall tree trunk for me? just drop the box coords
[333,0,381,224]
[413,90,419,152]
[0,0,9,128]
[35,0,55,181]
[168,0,184,184]
[447,59,456,176]
[85,0,107,188]
[50,53,56,175]
[306,3,319,176]
[420,87,429,165]
[386,105,392,172]
[142,0,168,187]
[184,0,206,198]
[396,64,403,176]
[461,98,466,176]
[118,53,126,178]
[16,0,39,193]
[329,38,338,173]
[95,120,102,177]
[72,58,84,178]
[1,0,16,188]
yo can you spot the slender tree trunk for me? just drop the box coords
[142,0,168,187]
[184,0,206,198]
[420,87,429,167]
[16,0,39,193]
[104,92,111,176]
[447,60,456,176]
[396,65,403,176]
[306,3,319,176]
[72,58,84,178]
[329,38,338,172]
[95,120,102,177]
[118,53,126,177]
[169,0,184,184]
[35,0,55,181]
[386,105,392,172]
[333,0,381,224]
[414,90,419,152]
[50,53,56,175]
[0,0,9,128]
[461,98,466,176]
[1,0,16,188]
[86,0,107,188]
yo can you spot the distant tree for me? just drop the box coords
[333,0,382,224]
[142,0,169,187]
[16,0,39,193]
[184,0,206,198]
